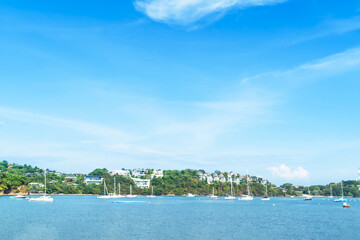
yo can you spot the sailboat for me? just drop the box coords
[98,179,124,198]
[127,185,137,198]
[261,181,270,201]
[97,179,110,198]
[239,170,253,201]
[334,181,347,202]
[147,186,156,198]
[209,186,217,198]
[303,187,312,200]
[29,169,53,202]
[329,185,334,198]
[117,183,125,198]
[225,179,235,199]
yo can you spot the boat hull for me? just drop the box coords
[239,196,253,201]
[225,196,236,200]
[97,195,125,199]
[29,196,53,202]
[126,195,137,198]
[334,198,347,202]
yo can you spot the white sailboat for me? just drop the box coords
[225,179,236,199]
[261,181,270,201]
[111,182,125,198]
[98,179,124,198]
[303,187,312,200]
[186,193,195,197]
[209,186,217,198]
[97,179,109,198]
[29,169,53,202]
[97,179,110,198]
[147,186,156,198]
[334,181,346,202]
[239,170,253,201]
[118,183,124,197]
[127,185,137,198]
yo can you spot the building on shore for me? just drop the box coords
[111,169,131,177]
[29,182,44,188]
[84,176,102,185]
[132,168,148,178]
[151,170,164,179]
[131,178,150,188]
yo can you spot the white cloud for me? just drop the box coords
[134,0,286,25]
[268,164,309,180]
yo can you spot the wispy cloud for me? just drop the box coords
[241,46,360,85]
[291,15,360,44]
[134,0,287,25]
[0,107,135,141]
[268,164,309,180]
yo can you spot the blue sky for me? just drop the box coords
[1,0,360,185]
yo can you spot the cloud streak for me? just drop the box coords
[134,0,286,25]
[241,46,360,86]
[0,107,135,141]
[291,15,360,44]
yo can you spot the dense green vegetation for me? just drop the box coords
[1,160,360,197]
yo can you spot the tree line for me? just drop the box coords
[1,160,360,197]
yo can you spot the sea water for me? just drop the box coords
[1,196,359,240]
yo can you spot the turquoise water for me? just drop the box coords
[1,196,359,240]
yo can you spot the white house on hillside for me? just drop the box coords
[151,170,164,179]
[111,169,131,177]
[132,178,150,188]
[132,168,148,178]
[84,176,103,185]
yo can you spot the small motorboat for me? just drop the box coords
[343,202,351,208]
[10,195,27,199]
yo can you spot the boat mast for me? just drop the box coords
[230,179,233,195]
[330,185,332,197]
[103,179,109,195]
[246,169,250,196]
[265,182,268,197]
[341,181,344,198]
[113,178,116,195]
[130,185,132,195]
[152,186,154,196]
[213,186,215,195]
[118,183,121,195]
[44,169,47,196]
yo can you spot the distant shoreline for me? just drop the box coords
[1,194,354,198]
